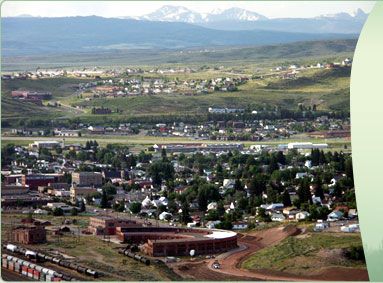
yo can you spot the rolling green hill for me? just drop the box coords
[1,40,353,126]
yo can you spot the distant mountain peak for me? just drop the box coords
[207,7,268,22]
[134,5,268,23]
[319,8,367,21]
[141,5,203,23]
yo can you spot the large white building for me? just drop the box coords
[29,141,63,150]
[286,142,328,150]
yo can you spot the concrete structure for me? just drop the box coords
[72,172,103,187]
[11,225,47,244]
[116,227,237,257]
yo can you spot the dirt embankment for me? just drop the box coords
[171,225,368,281]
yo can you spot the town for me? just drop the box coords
[1,127,363,280]
[1,12,366,280]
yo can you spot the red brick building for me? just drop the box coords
[11,225,47,244]
[116,227,238,256]
[88,216,141,235]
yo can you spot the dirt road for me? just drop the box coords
[172,225,368,281]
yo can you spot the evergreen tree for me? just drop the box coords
[100,189,109,208]
[282,189,292,207]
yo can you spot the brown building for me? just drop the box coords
[70,185,98,203]
[11,225,47,244]
[88,216,141,235]
[72,172,103,187]
[1,184,29,196]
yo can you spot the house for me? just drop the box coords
[206,220,221,229]
[314,220,329,231]
[340,224,359,233]
[295,211,310,221]
[223,179,235,189]
[271,213,286,222]
[207,202,218,211]
[264,203,284,211]
[46,202,76,215]
[348,209,358,219]
[295,172,308,179]
[159,212,172,221]
[327,211,344,222]
[232,221,248,230]
[283,207,299,220]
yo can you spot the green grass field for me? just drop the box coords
[1,134,351,153]
[241,232,365,275]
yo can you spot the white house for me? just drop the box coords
[159,212,172,221]
[314,220,329,231]
[232,221,248,230]
[327,211,344,222]
[271,213,286,222]
[206,220,221,229]
[296,211,310,220]
[207,202,218,211]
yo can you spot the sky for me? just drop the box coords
[1,1,376,19]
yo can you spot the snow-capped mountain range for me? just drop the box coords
[127,5,367,24]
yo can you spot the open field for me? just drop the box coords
[170,225,367,281]
[0,134,351,153]
[2,66,350,124]
[241,231,365,275]
[2,39,356,72]
[1,39,354,126]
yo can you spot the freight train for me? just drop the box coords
[3,243,99,278]
[2,254,74,281]
[118,247,151,266]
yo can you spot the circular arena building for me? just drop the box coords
[116,227,238,257]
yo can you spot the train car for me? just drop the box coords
[27,267,34,278]
[76,266,86,273]
[85,269,98,278]
[8,261,15,271]
[52,258,61,264]
[21,265,28,276]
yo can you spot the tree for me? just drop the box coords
[345,158,354,181]
[216,163,224,182]
[129,202,142,214]
[248,175,266,197]
[148,160,175,187]
[180,201,191,224]
[282,189,292,207]
[215,220,233,230]
[79,200,86,212]
[268,155,279,174]
[100,189,109,208]
[205,209,219,221]
[70,208,78,216]
[298,178,312,205]
[52,208,64,216]
[102,183,117,195]
[257,207,271,222]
